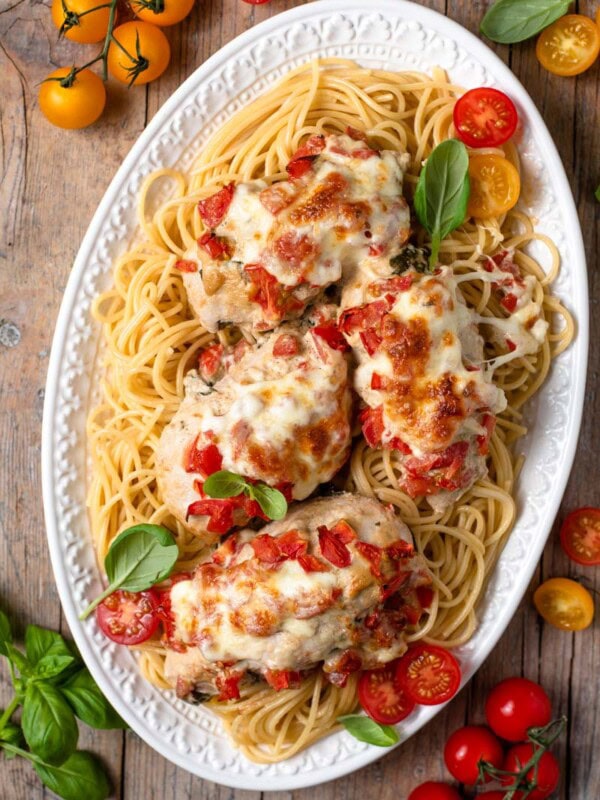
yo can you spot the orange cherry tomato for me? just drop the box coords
[467,154,520,219]
[560,507,600,565]
[39,68,106,129]
[107,21,170,86]
[130,0,195,27]
[51,0,113,44]
[533,577,594,631]
[536,14,600,77]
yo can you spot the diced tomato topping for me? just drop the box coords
[259,183,295,214]
[501,293,518,313]
[361,405,385,448]
[416,585,435,609]
[215,669,243,701]
[198,343,224,382]
[506,338,517,352]
[370,373,385,390]
[264,669,302,691]
[403,474,435,497]
[198,232,231,260]
[297,553,330,573]
[345,126,368,142]
[251,534,285,565]
[388,436,412,455]
[328,520,357,544]
[185,438,223,477]
[355,541,383,578]
[353,148,379,159]
[368,243,385,257]
[186,499,234,534]
[318,525,352,568]
[312,323,349,351]
[286,157,315,181]
[289,134,326,160]
[273,231,318,267]
[380,572,411,602]
[174,259,197,273]
[359,328,382,356]
[339,297,392,335]
[477,413,496,456]
[387,540,414,560]
[277,530,308,559]
[373,275,414,293]
[245,263,304,319]
[197,183,235,228]
[405,441,469,477]
[273,334,300,357]
[212,535,238,566]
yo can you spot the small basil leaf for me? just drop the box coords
[247,484,288,521]
[203,470,247,498]
[0,609,12,656]
[480,0,571,44]
[4,643,31,678]
[61,669,127,730]
[33,655,76,681]
[33,750,110,800]
[22,682,78,765]
[25,625,73,666]
[0,721,24,759]
[338,714,399,747]
[414,139,470,267]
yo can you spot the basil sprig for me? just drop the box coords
[0,610,124,800]
[80,523,179,620]
[413,139,470,269]
[338,714,400,747]
[203,470,288,521]
[481,0,571,44]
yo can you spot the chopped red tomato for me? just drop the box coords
[186,498,234,534]
[211,535,238,566]
[373,275,414,293]
[96,589,160,646]
[273,333,300,357]
[355,541,382,578]
[477,413,496,455]
[245,263,304,319]
[288,134,326,161]
[312,323,349,351]
[215,670,243,701]
[198,343,224,382]
[277,530,308,559]
[416,586,435,609]
[507,339,517,352]
[359,328,382,356]
[352,148,378,159]
[174,259,197,273]
[339,297,392,335]
[501,293,518,313]
[345,126,368,142]
[197,183,235,228]
[329,520,357,543]
[251,534,285,565]
[273,231,318,267]
[370,373,385,390]
[360,405,385,448]
[286,157,315,181]
[387,540,414,560]
[264,669,302,691]
[198,232,231,260]
[368,243,385,257]
[403,474,434,497]
[318,524,352,568]
[396,644,461,705]
[297,553,330,573]
[185,438,223,477]
[358,661,415,724]
[259,183,295,214]
[453,87,518,149]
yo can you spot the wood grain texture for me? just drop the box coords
[0,0,598,797]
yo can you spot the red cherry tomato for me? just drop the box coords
[560,507,600,565]
[357,662,415,724]
[485,677,552,741]
[502,744,560,800]
[443,725,504,785]
[96,589,160,645]
[396,644,461,705]
[408,782,463,800]
[453,87,518,148]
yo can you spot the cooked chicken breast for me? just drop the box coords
[178,129,410,332]
[156,309,352,543]
[163,493,431,700]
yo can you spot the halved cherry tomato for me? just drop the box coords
[408,783,463,800]
[467,154,520,218]
[501,744,560,800]
[107,21,170,86]
[485,677,551,742]
[130,0,195,27]
[444,725,504,785]
[396,643,461,705]
[533,577,594,631]
[96,589,160,645]
[358,662,415,724]
[536,14,600,77]
[51,0,113,43]
[560,507,600,565]
[453,87,518,148]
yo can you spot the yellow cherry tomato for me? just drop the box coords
[534,577,595,631]
[467,154,520,219]
[39,68,106,129]
[51,0,113,44]
[130,0,195,27]
[536,14,600,77]
[107,21,171,86]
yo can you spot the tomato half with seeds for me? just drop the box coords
[444,725,504,785]
[396,643,461,705]
[533,577,594,631]
[467,154,520,218]
[453,87,518,148]
[560,507,600,565]
[536,14,600,77]
[358,662,415,724]
[96,589,160,645]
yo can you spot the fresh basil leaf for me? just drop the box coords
[4,643,31,677]
[0,721,25,759]
[61,669,126,730]
[33,750,110,800]
[0,609,12,656]
[22,682,78,765]
[480,0,571,44]
[25,625,73,666]
[247,484,288,521]
[33,655,76,681]
[414,139,470,267]
[338,714,400,747]
[80,524,178,619]
[203,470,247,498]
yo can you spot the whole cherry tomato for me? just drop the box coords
[485,677,552,741]
[502,744,560,800]
[39,68,106,130]
[408,782,463,800]
[443,725,504,785]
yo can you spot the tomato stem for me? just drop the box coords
[131,0,165,12]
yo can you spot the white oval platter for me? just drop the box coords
[42,0,588,790]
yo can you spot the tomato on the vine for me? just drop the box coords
[130,0,195,27]
[536,14,600,77]
[485,677,552,742]
[395,643,461,705]
[467,154,520,218]
[533,577,594,631]
[39,68,106,130]
[357,662,415,724]
[107,21,171,85]
[96,589,160,645]
[407,782,463,800]
[443,725,504,785]
[560,507,600,565]
[453,87,518,148]
[51,0,113,43]
[501,744,560,800]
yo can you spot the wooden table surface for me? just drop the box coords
[1,1,599,798]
